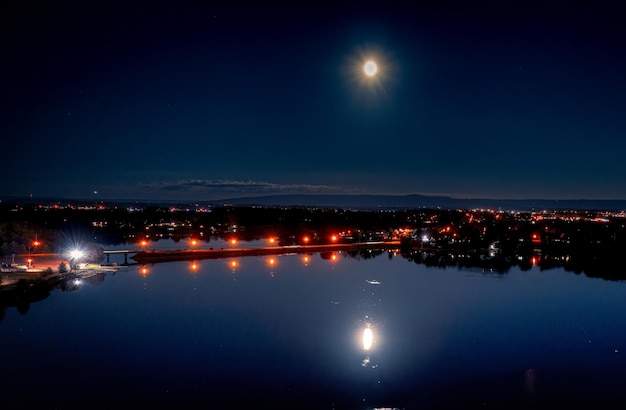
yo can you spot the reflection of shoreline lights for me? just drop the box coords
[363,327,373,350]
[190,262,199,272]
[267,257,276,267]
[302,255,310,265]
[330,253,338,262]
[140,266,149,276]
[230,260,239,270]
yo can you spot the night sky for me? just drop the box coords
[3,2,625,201]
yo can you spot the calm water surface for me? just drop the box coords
[2,250,626,409]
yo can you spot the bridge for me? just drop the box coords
[102,250,138,265]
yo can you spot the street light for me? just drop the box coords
[27,237,42,268]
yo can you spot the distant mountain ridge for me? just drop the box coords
[209,194,626,212]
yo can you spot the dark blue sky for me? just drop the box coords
[3,2,626,201]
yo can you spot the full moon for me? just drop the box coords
[364,60,378,77]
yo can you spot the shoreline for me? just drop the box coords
[131,241,402,264]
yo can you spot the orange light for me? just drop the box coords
[33,240,40,247]
[190,262,199,271]
[268,257,276,267]
[230,260,239,269]
[302,255,310,264]
[230,238,237,246]
[140,266,149,276]
[190,239,198,247]
[268,237,276,244]
[140,240,149,247]
[331,235,338,242]
[303,236,309,243]
[331,253,338,262]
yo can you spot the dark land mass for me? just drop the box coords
[3,194,626,211]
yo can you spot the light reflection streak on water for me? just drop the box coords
[363,327,373,350]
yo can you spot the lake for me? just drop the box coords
[2,246,626,409]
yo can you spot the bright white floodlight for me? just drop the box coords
[69,249,84,260]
